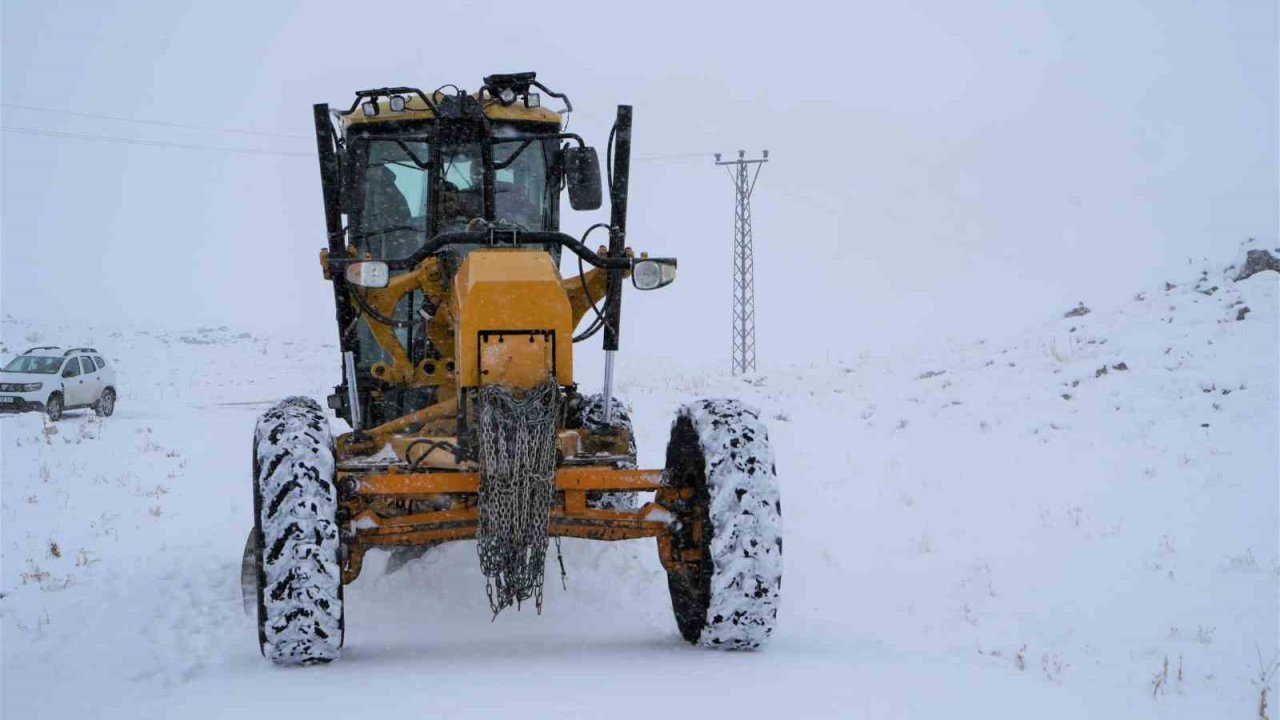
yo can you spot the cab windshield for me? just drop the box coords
[353,125,554,262]
[437,138,550,233]
[3,356,63,374]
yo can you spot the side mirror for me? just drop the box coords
[563,147,602,211]
[345,261,389,288]
[62,369,75,378]
[632,258,677,290]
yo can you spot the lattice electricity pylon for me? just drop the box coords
[715,150,768,374]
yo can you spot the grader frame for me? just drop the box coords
[311,76,693,594]
[337,466,698,583]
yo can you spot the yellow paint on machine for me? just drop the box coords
[452,249,573,389]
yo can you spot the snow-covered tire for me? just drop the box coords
[252,396,343,665]
[662,399,782,650]
[572,392,638,510]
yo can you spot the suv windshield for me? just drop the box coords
[3,356,63,374]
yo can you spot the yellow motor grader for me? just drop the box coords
[242,73,782,664]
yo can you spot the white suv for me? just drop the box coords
[0,347,117,421]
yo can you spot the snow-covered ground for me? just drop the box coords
[2,258,1276,719]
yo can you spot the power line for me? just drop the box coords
[0,102,311,140]
[2,101,720,165]
[5,121,726,167]
[633,151,713,163]
[2,102,729,160]
[2,126,315,158]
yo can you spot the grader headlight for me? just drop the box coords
[345,261,389,288]
[631,258,677,290]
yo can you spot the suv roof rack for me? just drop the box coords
[23,346,61,354]
[63,347,99,355]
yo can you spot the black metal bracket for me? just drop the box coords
[342,87,442,117]
[326,230,633,274]
[603,106,633,352]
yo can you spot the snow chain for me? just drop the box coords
[476,380,561,616]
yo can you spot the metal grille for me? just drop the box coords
[475,380,561,616]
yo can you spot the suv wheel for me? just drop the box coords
[95,388,116,417]
[46,393,64,422]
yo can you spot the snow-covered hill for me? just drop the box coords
[2,255,1276,719]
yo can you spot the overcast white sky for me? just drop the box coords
[2,1,1275,368]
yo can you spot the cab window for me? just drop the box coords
[79,357,96,374]
[493,138,549,231]
[63,359,81,378]
[435,137,550,233]
[356,139,430,261]
[94,356,107,370]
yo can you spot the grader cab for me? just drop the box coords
[243,73,782,664]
